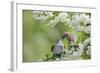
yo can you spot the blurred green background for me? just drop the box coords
[23,10,90,62]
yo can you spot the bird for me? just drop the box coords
[51,39,64,59]
[62,32,75,45]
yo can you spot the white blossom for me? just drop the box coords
[79,43,84,50]
[47,18,58,27]
[72,14,80,21]
[32,11,53,22]
[67,50,72,55]
[83,25,91,34]
[44,11,53,17]
[80,14,91,25]
[73,51,78,56]
[71,19,80,26]
[71,47,75,51]
[70,13,91,33]
[77,49,83,56]
[64,18,70,26]
[86,46,91,55]
[35,15,48,22]
[57,12,68,22]
[71,14,80,25]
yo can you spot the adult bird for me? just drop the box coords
[62,32,75,45]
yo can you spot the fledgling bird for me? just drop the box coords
[51,39,64,59]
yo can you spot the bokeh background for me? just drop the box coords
[23,10,91,62]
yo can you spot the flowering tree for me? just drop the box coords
[32,11,91,61]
